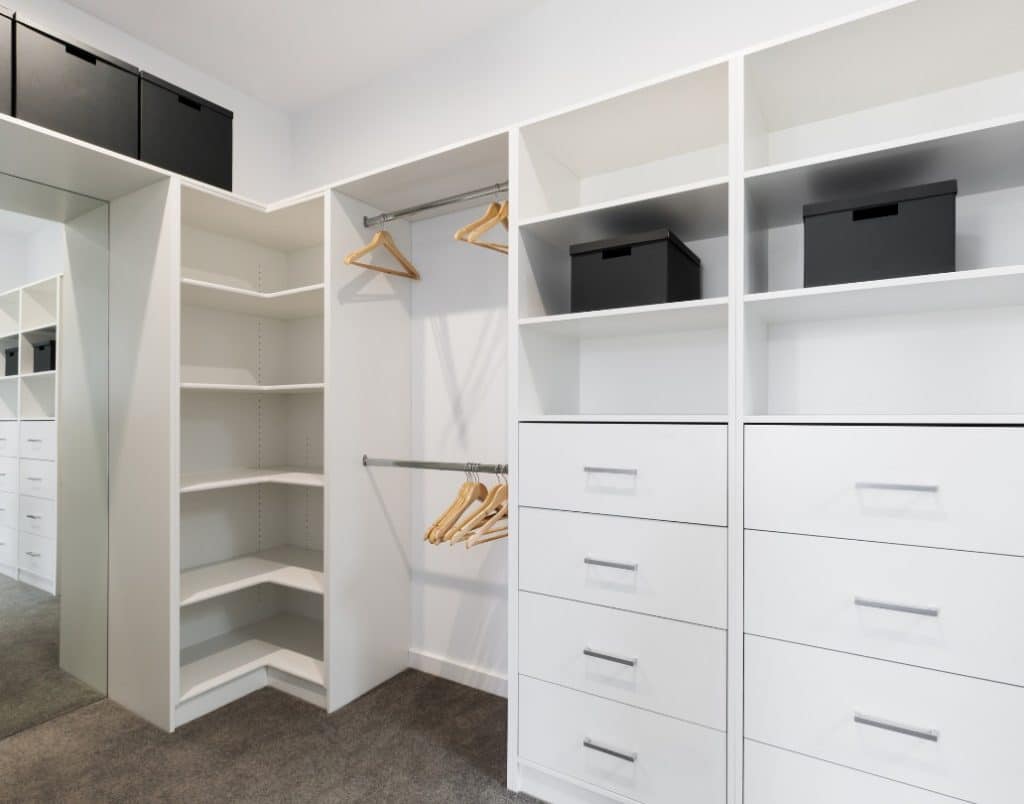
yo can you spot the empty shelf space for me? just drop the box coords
[179,613,324,703]
[181,382,324,394]
[180,467,325,494]
[520,298,727,338]
[181,279,324,319]
[180,546,325,607]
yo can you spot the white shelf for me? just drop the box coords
[181,279,324,320]
[179,613,324,703]
[521,414,728,424]
[745,265,1024,325]
[521,298,727,339]
[180,467,325,494]
[181,382,324,394]
[180,546,324,607]
[744,414,1024,426]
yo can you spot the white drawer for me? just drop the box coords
[19,458,56,499]
[746,425,1024,555]
[0,525,16,567]
[744,740,962,804]
[519,423,726,525]
[0,490,16,529]
[747,530,1024,687]
[19,530,55,580]
[520,508,726,626]
[0,421,17,457]
[20,420,56,461]
[519,676,725,804]
[745,636,1024,804]
[19,495,56,540]
[0,456,16,493]
[519,592,726,728]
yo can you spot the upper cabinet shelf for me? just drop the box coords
[180,279,324,320]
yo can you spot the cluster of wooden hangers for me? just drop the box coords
[344,199,509,280]
[424,470,508,548]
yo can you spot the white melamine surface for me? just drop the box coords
[0,525,16,569]
[180,546,325,606]
[0,491,16,530]
[19,496,56,541]
[0,457,16,493]
[745,636,1024,804]
[180,467,325,494]
[181,187,323,252]
[519,592,726,728]
[19,458,56,500]
[520,298,727,339]
[0,422,17,457]
[180,279,325,320]
[18,529,55,581]
[180,382,325,394]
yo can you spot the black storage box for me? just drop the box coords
[3,347,16,376]
[33,339,55,373]
[0,7,11,117]
[140,73,233,191]
[570,229,702,313]
[803,180,957,288]
[15,19,139,157]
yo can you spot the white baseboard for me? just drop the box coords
[408,648,507,697]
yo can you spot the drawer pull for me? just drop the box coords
[26,514,42,520]
[583,647,637,667]
[584,557,638,572]
[26,438,43,443]
[25,551,41,558]
[855,482,939,493]
[854,596,939,618]
[583,466,638,476]
[583,738,637,763]
[27,476,43,482]
[854,712,939,742]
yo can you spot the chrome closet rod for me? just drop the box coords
[363,182,509,228]
[362,455,508,475]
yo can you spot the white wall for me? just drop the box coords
[8,0,291,202]
[0,210,66,293]
[289,0,892,192]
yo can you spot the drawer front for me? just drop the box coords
[519,676,725,804]
[746,425,1024,555]
[0,525,16,567]
[20,420,56,461]
[0,421,17,457]
[0,490,16,529]
[19,458,57,500]
[745,636,1024,804]
[20,496,56,540]
[747,530,1024,686]
[744,740,962,804]
[0,456,16,493]
[519,592,726,728]
[520,508,726,626]
[19,530,55,580]
[519,423,726,525]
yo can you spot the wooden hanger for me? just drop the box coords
[424,480,473,542]
[466,494,508,547]
[450,482,508,545]
[428,480,488,544]
[466,201,509,255]
[467,527,508,548]
[345,230,421,280]
[454,202,500,243]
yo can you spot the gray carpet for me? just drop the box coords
[0,573,103,741]
[0,669,539,803]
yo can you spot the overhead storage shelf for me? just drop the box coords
[520,297,727,338]
[180,546,325,607]
[180,279,324,319]
[180,467,325,494]
[180,382,324,394]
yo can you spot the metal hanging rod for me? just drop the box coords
[362,455,508,475]
[363,182,509,228]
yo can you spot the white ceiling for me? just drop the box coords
[65,0,542,111]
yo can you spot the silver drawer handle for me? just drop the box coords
[583,647,637,668]
[583,738,637,763]
[855,596,940,618]
[27,438,43,443]
[854,713,939,742]
[584,466,638,476]
[855,482,939,493]
[27,476,43,482]
[25,551,41,558]
[26,514,42,520]
[584,557,637,572]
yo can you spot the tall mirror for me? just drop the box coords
[0,172,109,738]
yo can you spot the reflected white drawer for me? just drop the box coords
[744,740,962,804]
[19,495,55,540]
[0,421,17,457]
[746,530,1024,686]
[0,525,16,567]
[0,490,16,529]
[20,458,56,499]
[19,530,55,580]
[520,507,726,626]
[519,423,726,525]
[745,636,1024,804]
[746,425,1024,555]
[519,592,725,728]
[0,456,16,493]
[519,676,725,804]
[20,420,56,461]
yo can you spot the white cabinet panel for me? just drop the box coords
[745,636,1024,804]
[519,592,726,728]
[746,425,1024,555]
[520,423,727,525]
[0,456,16,493]
[0,490,17,529]
[0,525,16,568]
[519,507,726,626]
[19,458,56,500]
[19,495,56,541]
[19,420,56,461]
[19,530,55,580]
[519,676,726,804]
[0,421,17,457]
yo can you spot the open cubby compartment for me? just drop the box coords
[0,375,17,420]
[0,332,17,378]
[519,62,728,220]
[519,180,729,319]
[181,187,324,294]
[745,0,1024,172]
[0,289,18,337]
[20,371,55,420]
[19,325,56,375]
[745,116,1024,294]
[20,276,59,332]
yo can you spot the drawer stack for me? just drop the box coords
[744,425,1024,804]
[17,420,57,591]
[518,422,728,804]
[0,420,17,575]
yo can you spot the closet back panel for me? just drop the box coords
[181,225,323,292]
